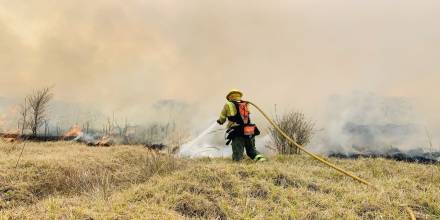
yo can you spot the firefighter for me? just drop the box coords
[217,90,267,162]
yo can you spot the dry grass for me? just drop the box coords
[270,111,314,155]
[0,141,439,219]
[0,141,182,211]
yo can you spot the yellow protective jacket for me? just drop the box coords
[218,101,250,129]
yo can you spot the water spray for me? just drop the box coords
[179,122,227,157]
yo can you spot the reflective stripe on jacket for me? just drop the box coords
[218,101,250,129]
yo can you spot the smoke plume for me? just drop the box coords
[0,1,439,150]
[310,93,434,154]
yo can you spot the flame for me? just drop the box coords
[0,105,20,133]
[0,115,17,133]
[63,125,83,137]
[0,113,4,129]
[4,129,19,134]
[7,106,19,115]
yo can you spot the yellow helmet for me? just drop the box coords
[226,89,243,100]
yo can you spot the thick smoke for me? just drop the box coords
[0,1,439,149]
[311,93,435,155]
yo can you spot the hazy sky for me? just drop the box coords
[1,0,439,136]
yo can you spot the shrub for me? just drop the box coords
[270,111,314,154]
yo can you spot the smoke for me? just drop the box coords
[311,93,435,154]
[0,97,19,132]
[178,122,273,158]
[0,1,440,149]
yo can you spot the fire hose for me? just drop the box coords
[247,101,416,220]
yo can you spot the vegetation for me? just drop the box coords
[270,111,314,154]
[0,141,439,219]
[19,87,53,136]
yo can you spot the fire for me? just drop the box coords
[0,113,4,129]
[0,105,20,133]
[0,116,17,134]
[63,125,83,137]
[4,129,19,134]
[7,106,19,115]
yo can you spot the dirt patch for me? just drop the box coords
[0,186,35,209]
[248,183,269,199]
[273,174,301,188]
[307,182,320,192]
[174,193,227,219]
[356,203,382,219]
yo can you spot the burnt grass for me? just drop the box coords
[328,147,440,164]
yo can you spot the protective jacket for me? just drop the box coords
[218,101,249,129]
[218,100,260,144]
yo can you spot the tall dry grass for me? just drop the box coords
[0,141,439,219]
[0,141,183,210]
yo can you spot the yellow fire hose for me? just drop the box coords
[248,101,416,220]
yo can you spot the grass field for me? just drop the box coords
[0,141,439,219]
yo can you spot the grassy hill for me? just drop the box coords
[0,141,439,219]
